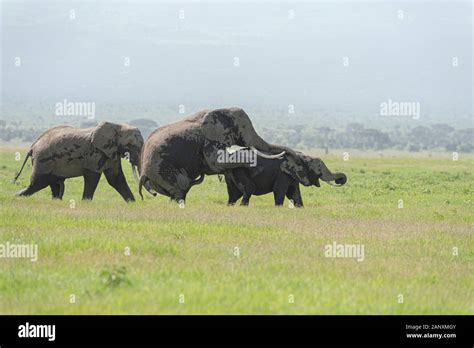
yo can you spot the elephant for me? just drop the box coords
[14,122,144,202]
[139,107,299,202]
[224,158,302,207]
[224,152,347,207]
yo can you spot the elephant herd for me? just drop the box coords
[14,107,347,207]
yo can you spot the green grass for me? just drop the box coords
[0,148,473,314]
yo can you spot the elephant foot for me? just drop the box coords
[16,189,28,196]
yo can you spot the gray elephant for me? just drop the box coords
[14,122,143,202]
[139,107,298,202]
[224,153,347,207]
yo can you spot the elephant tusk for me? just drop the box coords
[226,145,249,154]
[226,145,285,159]
[132,165,140,184]
[251,147,286,160]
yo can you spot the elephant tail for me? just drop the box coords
[138,175,157,200]
[13,150,32,183]
[190,174,205,187]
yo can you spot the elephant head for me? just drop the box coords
[201,107,300,172]
[91,122,144,177]
[281,153,347,187]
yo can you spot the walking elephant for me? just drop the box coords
[139,107,299,202]
[14,122,144,202]
[224,152,347,207]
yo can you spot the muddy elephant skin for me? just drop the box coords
[14,122,144,202]
[139,107,298,202]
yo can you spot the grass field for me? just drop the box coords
[0,148,472,314]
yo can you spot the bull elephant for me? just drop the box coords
[14,122,144,202]
[224,152,347,206]
[139,107,298,202]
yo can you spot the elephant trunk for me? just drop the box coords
[252,137,298,159]
[319,161,347,186]
[238,114,300,159]
[330,173,347,186]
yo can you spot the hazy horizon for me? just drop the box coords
[1,0,472,128]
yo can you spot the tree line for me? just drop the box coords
[259,123,473,153]
[0,119,472,153]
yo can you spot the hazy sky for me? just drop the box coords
[1,0,472,122]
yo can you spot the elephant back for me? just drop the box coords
[31,126,94,177]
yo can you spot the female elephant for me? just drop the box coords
[224,152,347,207]
[139,107,298,202]
[14,122,144,202]
[280,152,347,188]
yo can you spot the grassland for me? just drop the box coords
[0,148,472,314]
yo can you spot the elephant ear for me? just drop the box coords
[280,156,312,186]
[91,122,120,158]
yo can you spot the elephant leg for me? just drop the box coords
[241,194,251,206]
[154,183,172,198]
[286,182,304,208]
[273,174,290,206]
[82,170,102,200]
[16,175,50,197]
[146,164,197,204]
[104,165,135,202]
[173,191,187,204]
[224,173,242,206]
[230,168,255,207]
[163,189,186,204]
[50,180,65,200]
[58,180,65,199]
